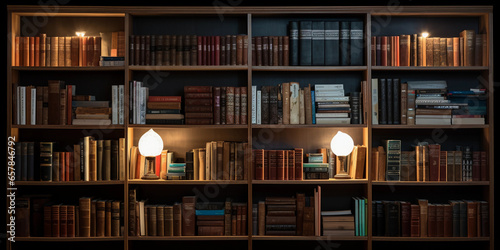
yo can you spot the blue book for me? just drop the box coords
[311,90,316,124]
[195,209,225,216]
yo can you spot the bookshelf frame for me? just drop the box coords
[5,5,494,250]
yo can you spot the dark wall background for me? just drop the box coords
[2,0,498,246]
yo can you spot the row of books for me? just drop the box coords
[372,140,487,182]
[13,81,124,125]
[128,192,247,236]
[252,36,289,66]
[372,79,486,125]
[371,30,487,67]
[14,138,126,182]
[289,20,364,66]
[252,83,365,125]
[373,199,489,237]
[129,141,248,181]
[13,32,125,67]
[324,198,368,236]
[184,86,248,125]
[145,96,184,125]
[252,146,366,181]
[15,196,123,237]
[129,34,248,66]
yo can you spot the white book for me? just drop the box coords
[315,96,349,102]
[314,89,345,97]
[314,84,344,90]
[119,85,124,125]
[140,86,147,124]
[289,82,300,124]
[256,90,262,124]
[20,86,26,125]
[252,85,257,124]
[16,87,20,125]
[31,88,36,125]
[371,79,379,124]
[415,118,451,125]
[315,113,349,118]
[451,117,485,125]
[299,89,305,124]
[112,85,118,124]
[315,117,351,124]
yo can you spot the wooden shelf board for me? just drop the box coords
[252,179,368,185]
[14,237,124,242]
[252,124,367,129]
[128,124,248,129]
[371,66,489,71]
[372,236,490,242]
[128,179,248,185]
[252,236,367,241]
[128,236,248,241]
[12,66,125,71]
[12,125,125,130]
[372,181,489,186]
[371,124,488,129]
[252,66,367,71]
[129,65,248,71]
[15,181,125,186]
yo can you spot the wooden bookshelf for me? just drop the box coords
[6,5,494,250]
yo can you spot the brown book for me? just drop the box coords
[44,205,52,237]
[93,36,101,66]
[466,201,477,237]
[96,200,106,237]
[147,102,181,110]
[428,144,440,181]
[112,201,121,236]
[439,151,447,181]
[256,36,262,66]
[14,36,20,66]
[439,38,447,66]
[29,36,35,66]
[64,36,71,66]
[272,36,279,66]
[71,36,79,66]
[400,82,408,124]
[433,37,440,66]
[452,37,460,66]
[475,34,482,66]
[417,36,424,66]
[262,36,269,66]
[304,85,312,125]
[481,34,487,66]
[87,36,94,66]
[164,205,174,236]
[173,203,182,236]
[147,206,157,236]
[258,201,265,235]
[425,37,433,67]
[105,201,112,236]
[454,150,462,181]
[443,204,453,237]
[67,205,75,237]
[446,151,455,181]
[377,146,386,181]
[436,204,444,237]
[81,36,87,66]
[418,199,428,237]
[296,193,305,235]
[52,204,60,237]
[399,34,410,66]
[446,37,453,66]
[16,197,30,237]
[283,36,289,66]
[47,80,64,125]
[236,35,243,65]
[410,204,420,237]
[400,201,411,237]
[89,139,97,181]
[57,37,65,67]
[294,148,303,180]
[460,30,475,66]
[34,36,40,66]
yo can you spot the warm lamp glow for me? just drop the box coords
[422,32,429,38]
[138,129,164,157]
[330,131,354,157]
[75,31,86,37]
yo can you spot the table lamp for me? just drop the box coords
[330,131,354,179]
[138,129,163,180]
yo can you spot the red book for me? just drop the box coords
[287,150,295,180]
[155,154,161,177]
[202,36,208,65]
[428,144,440,181]
[276,150,285,180]
[427,204,436,237]
[148,96,182,102]
[268,150,277,180]
[184,86,212,93]
[472,151,480,181]
[211,36,216,66]
[439,151,447,181]
[410,204,420,237]
[253,149,264,180]
[59,151,66,181]
[381,36,388,66]
[396,35,401,66]
[294,148,303,180]
[480,151,487,181]
[35,36,40,67]
[215,36,220,66]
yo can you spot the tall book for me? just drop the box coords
[312,21,325,66]
[350,21,363,66]
[340,21,350,66]
[383,140,401,181]
[325,21,340,66]
[299,21,312,66]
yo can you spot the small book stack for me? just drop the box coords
[303,153,329,180]
[184,86,213,125]
[166,163,186,180]
[146,96,184,125]
[315,84,351,125]
[264,197,297,236]
[321,210,355,236]
[408,80,452,125]
[72,101,111,125]
[447,89,487,125]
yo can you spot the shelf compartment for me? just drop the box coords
[252,236,367,241]
[128,124,248,129]
[128,236,248,241]
[372,237,490,242]
[252,124,367,129]
[12,125,125,130]
[12,66,126,71]
[15,181,125,186]
[371,125,489,129]
[129,65,248,71]
[128,180,248,185]
[252,66,367,72]
[372,181,489,186]
[252,179,367,185]
[14,237,124,242]
[371,66,489,71]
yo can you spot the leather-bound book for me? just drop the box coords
[439,151,447,181]
[164,205,174,236]
[443,204,453,237]
[428,144,440,181]
[226,86,235,124]
[432,37,440,66]
[410,204,420,237]
[173,203,182,236]
[400,201,411,237]
[410,34,417,66]
[418,199,428,237]
[112,201,121,236]
[384,201,400,236]
[170,35,177,66]
[105,201,112,236]
[399,34,410,66]
[439,37,447,66]
[465,201,477,237]
[289,21,299,66]
[339,21,350,66]
[96,200,105,237]
[269,86,278,124]
[386,78,393,124]
[378,78,387,124]
[262,36,269,66]
[312,21,325,66]
[299,21,312,66]
[48,80,64,125]
[294,148,303,180]
[436,204,444,237]
[480,201,489,237]
[427,203,436,237]
[425,37,433,67]
[256,36,262,66]
[213,87,221,125]
[350,21,363,66]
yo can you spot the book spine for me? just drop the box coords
[340,21,350,66]
[299,21,312,66]
[350,21,363,66]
